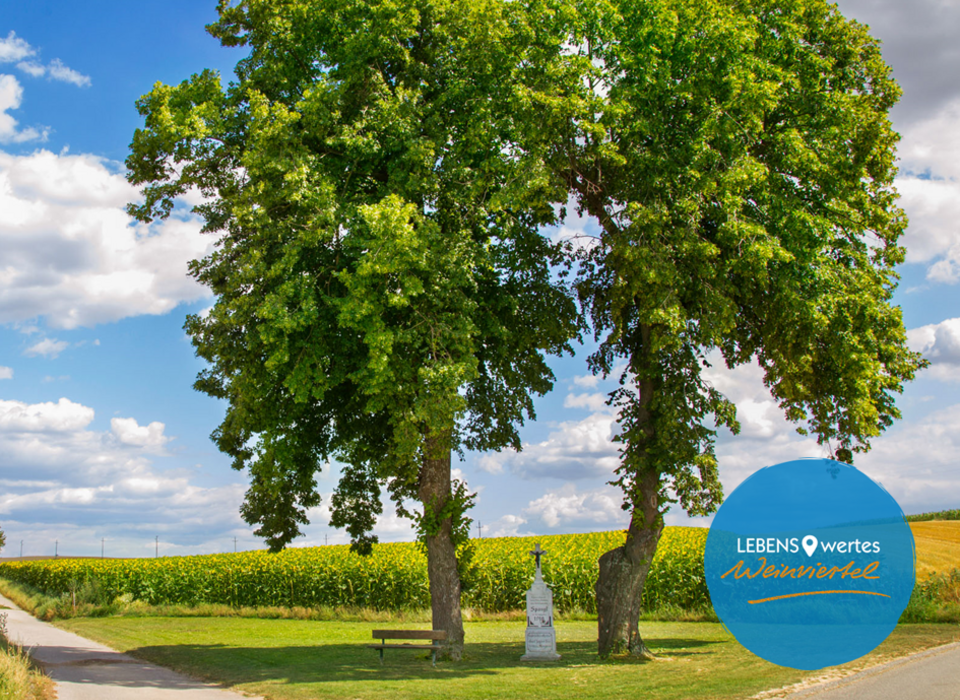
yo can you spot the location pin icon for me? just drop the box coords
[802,535,818,557]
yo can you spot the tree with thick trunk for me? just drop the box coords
[418,435,465,657]
[126,0,579,660]
[520,0,928,656]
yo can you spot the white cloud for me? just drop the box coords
[0,33,90,87]
[479,411,621,480]
[896,176,960,282]
[856,403,960,514]
[483,514,531,538]
[524,484,624,529]
[0,397,94,432]
[0,149,214,329]
[476,452,505,475]
[563,392,608,411]
[833,0,960,126]
[572,373,600,388]
[0,394,253,556]
[44,59,90,87]
[0,32,33,63]
[0,366,11,379]
[23,337,69,358]
[15,61,45,78]
[907,317,960,380]
[549,197,601,251]
[110,417,171,451]
[0,74,47,144]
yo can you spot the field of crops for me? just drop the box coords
[912,521,960,580]
[0,528,708,613]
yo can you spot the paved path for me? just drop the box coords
[0,593,260,700]
[783,642,960,700]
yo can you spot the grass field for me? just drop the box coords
[911,521,960,579]
[53,617,960,700]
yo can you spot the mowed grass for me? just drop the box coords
[911,521,960,579]
[53,617,960,700]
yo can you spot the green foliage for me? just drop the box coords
[518,0,926,524]
[126,0,580,553]
[0,526,5,553]
[907,510,960,522]
[899,569,960,624]
[0,528,707,613]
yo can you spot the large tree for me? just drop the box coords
[520,0,927,655]
[126,0,578,659]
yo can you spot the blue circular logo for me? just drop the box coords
[704,459,915,670]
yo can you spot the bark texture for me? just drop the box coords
[419,434,465,660]
[596,353,663,658]
[596,467,663,657]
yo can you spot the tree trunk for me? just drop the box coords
[419,433,465,660]
[596,467,663,657]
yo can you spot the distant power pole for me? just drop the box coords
[20,540,23,559]
[101,538,105,559]
[325,534,328,546]
[55,540,58,558]
[155,535,159,558]
[233,537,237,553]
[477,521,483,538]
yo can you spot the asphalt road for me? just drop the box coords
[0,592,260,700]
[784,642,960,700]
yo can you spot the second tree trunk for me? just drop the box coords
[419,433,465,660]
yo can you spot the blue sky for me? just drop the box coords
[1,0,959,558]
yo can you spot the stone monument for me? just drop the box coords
[520,543,561,660]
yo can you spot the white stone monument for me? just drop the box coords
[521,543,561,661]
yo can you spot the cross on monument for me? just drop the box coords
[529,543,546,570]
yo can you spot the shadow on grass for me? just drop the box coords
[125,637,723,687]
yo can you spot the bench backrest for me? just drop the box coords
[372,629,448,641]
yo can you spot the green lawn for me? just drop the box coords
[53,618,960,700]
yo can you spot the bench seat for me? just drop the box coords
[370,630,448,666]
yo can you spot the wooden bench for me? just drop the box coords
[369,629,448,666]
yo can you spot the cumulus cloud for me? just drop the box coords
[484,514,532,538]
[23,337,69,358]
[907,318,960,380]
[571,372,600,389]
[549,197,602,251]
[856,403,960,514]
[896,176,960,283]
[524,484,624,530]
[15,61,45,78]
[0,149,214,329]
[0,32,90,87]
[0,394,252,556]
[13,59,92,87]
[817,3,960,285]
[0,366,11,379]
[890,98,960,284]
[835,0,960,126]
[0,32,33,63]
[563,392,609,411]
[43,58,91,87]
[478,411,621,480]
[110,417,171,451]
[0,74,46,143]
[0,397,94,434]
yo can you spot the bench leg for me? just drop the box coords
[379,647,384,665]
[432,648,437,667]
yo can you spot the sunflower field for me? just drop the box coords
[0,527,708,613]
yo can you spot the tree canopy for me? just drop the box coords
[519,0,927,655]
[126,0,579,658]
[127,0,924,660]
